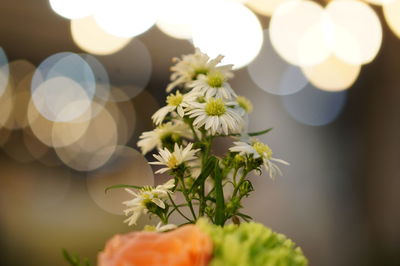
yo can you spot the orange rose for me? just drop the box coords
[98,224,213,266]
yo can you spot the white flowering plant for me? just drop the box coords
[63,49,309,266]
[108,49,289,228]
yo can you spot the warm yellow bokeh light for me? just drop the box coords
[0,70,8,98]
[7,90,31,130]
[192,0,263,69]
[27,99,54,147]
[270,0,330,66]
[326,0,382,65]
[156,0,196,39]
[7,73,35,130]
[247,0,290,16]
[54,103,118,171]
[94,0,158,38]
[301,55,361,91]
[71,16,131,55]
[383,0,400,38]
[51,114,91,148]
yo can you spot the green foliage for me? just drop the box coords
[62,249,91,266]
[105,184,143,193]
[198,220,309,266]
[213,163,225,226]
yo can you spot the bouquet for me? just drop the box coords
[64,49,308,266]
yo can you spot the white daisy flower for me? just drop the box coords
[152,91,198,125]
[188,70,237,100]
[235,96,253,116]
[137,121,193,154]
[229,140,289,180]
[155,222,177,232]
[123,179,175,226]
[166,48,233,92]
[186,97,243,136]
[150,143,200,174]
[144,222,178,232]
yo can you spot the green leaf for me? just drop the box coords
[189,156,217,193]
[213,163,225,226]
[236,212,253,222]
[248,128,273,136]
[62,249,80,266]
[105,184,143,193]
[230,128,273,137]
[62,249,92,266]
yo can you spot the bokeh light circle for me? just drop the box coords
[156,0,196,39]
[71,16,132,55]
[301,55,361,91]
[247,0,290,16]
[2,60,36,130]
[282,83,347,126]
[87,146,154,215]
[31,53,96,122]
[192,0,263,69]
[94,0,158,38]
[49,0,95,19]
[248,29,308,95]
[383,0,400,38]
[80,54,111,118]
[54,103,118,171]
[269,0,331,66]
[51,112,92,148]
[33,77,92,122]
[326,0,382,65]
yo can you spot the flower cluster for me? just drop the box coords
[122,49,289,228]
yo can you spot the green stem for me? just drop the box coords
[178,175,197,220]
[232,170,248,199]
[199,136,213,217]
[167,193,193,223]
[232,168,239,187]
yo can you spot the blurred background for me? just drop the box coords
[0,0,399,265]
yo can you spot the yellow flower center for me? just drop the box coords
[167,154,178,169]
[140,192,153,206]
[144,225,157,232]
[207,72,225,88]
[252,142,272,159]
[205,98,226,116]
[166,92,183,106]
[192,68,209,79]
[236,96,253,113]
